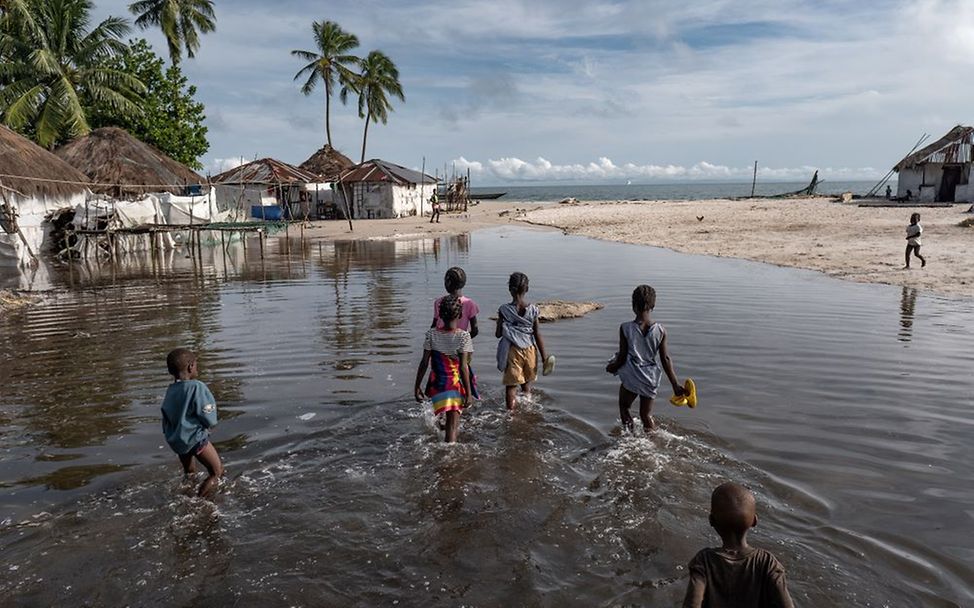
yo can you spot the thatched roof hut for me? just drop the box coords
[0,125,89,200]
[55,127,202,198]
[299,145,354,182]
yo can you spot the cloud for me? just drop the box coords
[454,156,880,182]
[208,156,248,175]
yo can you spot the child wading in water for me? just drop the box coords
[496,272,551,410]
[904,212,926,269]
[606,285,685,432]
[161,349,224,498]
[415,295,474,442]
[432,267,480,337]
[683,482,795,608]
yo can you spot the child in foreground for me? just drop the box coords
[161,348,223,498]
[683,482,795,608]
[904,212,926,269]
[415,295,474,442]
[606,284,685,432]
[495,272,551,410]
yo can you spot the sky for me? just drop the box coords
[92,0,974,184]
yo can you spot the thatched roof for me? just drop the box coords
[55,127,202,197]
[894,125,974,172]
[0,125,89,200]
[299,145,354,181]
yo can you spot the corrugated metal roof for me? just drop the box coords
[894,125,974,171]
[212,158,320,184]
[339,159,438,185]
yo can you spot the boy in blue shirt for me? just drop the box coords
[162,348,223,497]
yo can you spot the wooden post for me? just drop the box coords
[258,228,265,259]
[750,161,758,198]
[420,156,426,218]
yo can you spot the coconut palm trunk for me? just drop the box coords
[360,114,370,163]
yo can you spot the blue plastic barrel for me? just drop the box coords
[251,205,283,220]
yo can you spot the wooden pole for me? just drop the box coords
[420,156,426,218]
[751,161,758,198]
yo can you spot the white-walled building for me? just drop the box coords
[335,159,438,219]
[894,125,974,203]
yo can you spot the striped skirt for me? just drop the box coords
[425,352,479,415]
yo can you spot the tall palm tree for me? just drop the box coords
[291,21,359,149]
[128,0,215,65]
[0,0,145,148]
[343,50,403,163]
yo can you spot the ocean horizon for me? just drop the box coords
[468,180,886,202]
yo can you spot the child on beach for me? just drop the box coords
[605,285,685,432]
[415,295,474,442]
[161,348,224,498]
[682,482,795,608]
[904,212,926,269]
[495,272,551,410]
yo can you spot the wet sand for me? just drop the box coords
[520,198,974,299]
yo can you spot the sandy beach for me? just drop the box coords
[519,198,973,299]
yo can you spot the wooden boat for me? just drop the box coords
[469,191,506,200]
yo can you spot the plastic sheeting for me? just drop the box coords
[0,191,86,269]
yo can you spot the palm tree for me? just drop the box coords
[128,0,215,65]
[291,21,359,149]
[0,0,145,148]
[343,50,404,163]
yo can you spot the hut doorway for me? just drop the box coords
[938,165,963,202]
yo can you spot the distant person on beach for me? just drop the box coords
[430,191,441,223]
[885,185,892,200]
[606,285,685,432]
[496,272,551,410]
[161,348,224,498]
[415,295,474,442]
[683,482,795,608]
[904,212,926,269]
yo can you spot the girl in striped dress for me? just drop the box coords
[415,295,473,442]
[606,285,686,432]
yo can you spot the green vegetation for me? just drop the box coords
[291,20,360,149]
[347,50,404,163]
[89,39,208,168]
[0,0,145,148]
[128,0,215,65]
[292,22,405,162]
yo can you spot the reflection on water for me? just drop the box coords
[899,286,918,342]
[1,228,973,607]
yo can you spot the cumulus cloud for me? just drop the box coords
[208,156,249,175]
[454,156,880,182]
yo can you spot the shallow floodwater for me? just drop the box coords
[1,227,972,606]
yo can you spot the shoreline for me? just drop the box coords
[295,197,972,299]
[516,198,974,300]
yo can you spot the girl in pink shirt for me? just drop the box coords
[432,267,480,400]
[432,267,480,337]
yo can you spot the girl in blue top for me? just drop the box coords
[605,285,686,432]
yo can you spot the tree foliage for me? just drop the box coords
[342,50,404,163]
[0,0,145,148]
[128,0,215,65]
[291,20,359,148]
[89,38,208,169]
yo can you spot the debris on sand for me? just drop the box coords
[0,290,37,312]
[489,300,603,322]
[558,197,580,205]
